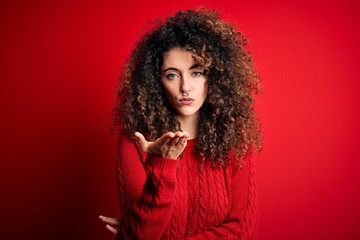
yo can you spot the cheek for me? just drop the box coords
[164,81,180,95]
[162,84,177,103]
[163,85,175,98]
[201,82,208,97]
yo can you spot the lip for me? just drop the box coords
[179,97,195,105]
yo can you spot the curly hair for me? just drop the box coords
[111,8,262,167]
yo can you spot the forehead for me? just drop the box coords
[162,47,196,69]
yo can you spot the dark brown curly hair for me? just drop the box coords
[112,8,262,167]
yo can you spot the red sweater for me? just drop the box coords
[115,131,258,239]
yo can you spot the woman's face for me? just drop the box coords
[160,47,208,119]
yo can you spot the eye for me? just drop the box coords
[192,71,203,77]
[165,73,178,80]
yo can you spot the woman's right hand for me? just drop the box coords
[99,215,118,235]
[134,131,189,159]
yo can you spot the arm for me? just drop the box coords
[115,130,185,239]
[184,157,258,240]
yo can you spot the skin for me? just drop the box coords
[100,47,208,234]
[161,47,208,139]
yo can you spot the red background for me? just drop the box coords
[1,0,360,239]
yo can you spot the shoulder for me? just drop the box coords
[118,129,133,145]
[228,150,253,177]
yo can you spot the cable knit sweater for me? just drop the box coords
[115,131,258,239]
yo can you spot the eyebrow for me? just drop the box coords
[162,63,202,73]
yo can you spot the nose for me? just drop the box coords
[180,74,191,93]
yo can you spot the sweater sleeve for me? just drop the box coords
[184,157,258,240]
[115,131,179,239]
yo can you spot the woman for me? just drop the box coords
[100,8,261,239]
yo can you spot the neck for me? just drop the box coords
[175,114,199,139]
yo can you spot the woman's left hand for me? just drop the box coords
[99,215,119,235]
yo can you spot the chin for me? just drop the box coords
[176,109,199,117]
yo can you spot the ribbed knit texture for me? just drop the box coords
[115,131,258,239]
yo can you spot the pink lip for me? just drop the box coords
[179,97,195,105]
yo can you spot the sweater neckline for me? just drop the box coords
[186,138,197,147]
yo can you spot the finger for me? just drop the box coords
[168,136,181,146]
[174,136,187,148]
[174,131,184,138]
[156,132,176,145]
[179,135,188,145]
[99,215,119,225]
[182,131,190,138]
[173,132,188,146]
[106,224,118,235]
[134,132,148,151]
[174,131,190,145]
